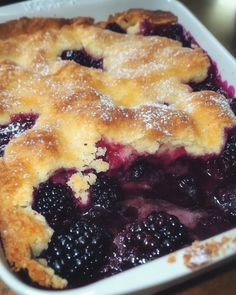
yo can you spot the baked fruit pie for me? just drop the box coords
[0,8,235,290]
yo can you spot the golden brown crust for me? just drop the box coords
[0,9,235,289]
[0,16,94,40]
[97,8,177,31]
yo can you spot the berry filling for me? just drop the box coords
[32,128,236,288]
[105,23,126,34]
[102,211,190,275]
[189,61,232,97]
[140,20,192,47]
[61,49,103,69]
[0,113,38,156]
[193,212,233,240]
[90,174,121,210]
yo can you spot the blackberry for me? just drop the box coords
[213,185,236,220]
[105,23,126,34]
[194,213,233,240]
[45,219,111,281]
[33,182,76,229]
[158,174,200,208]
[114,211,190,270]
[157,24,186,43]
[176,175,199,207]
[141,22,190,47]
[130,160,147,180]
[90,175,120,210]
[0,114,37,156]
[85,206,127,233]
[205,157,224,181]
[61,49,103,69]
[220,134,236,176]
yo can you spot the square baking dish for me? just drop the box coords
[0,0,235,294]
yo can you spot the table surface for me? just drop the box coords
[0,0,235,294]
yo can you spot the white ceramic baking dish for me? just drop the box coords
[0,0,235,294]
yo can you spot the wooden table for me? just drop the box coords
[0,281,15,295]
[0,0,235,294]
[158,260,236,295]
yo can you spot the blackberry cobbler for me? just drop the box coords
[0,8,235,290]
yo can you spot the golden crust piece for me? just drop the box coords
[0,9,235,289]
[0,16,94,40]
[97,8,177,32]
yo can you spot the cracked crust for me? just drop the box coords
[0,9,235,289]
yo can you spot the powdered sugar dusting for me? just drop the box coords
[104,39,171,78]
[208,94,235,118]
[135,104,188,135]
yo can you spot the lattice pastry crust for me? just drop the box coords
[0,9,235,288]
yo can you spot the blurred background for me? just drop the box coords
[180,0,236,57]
[0,0,235,56]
